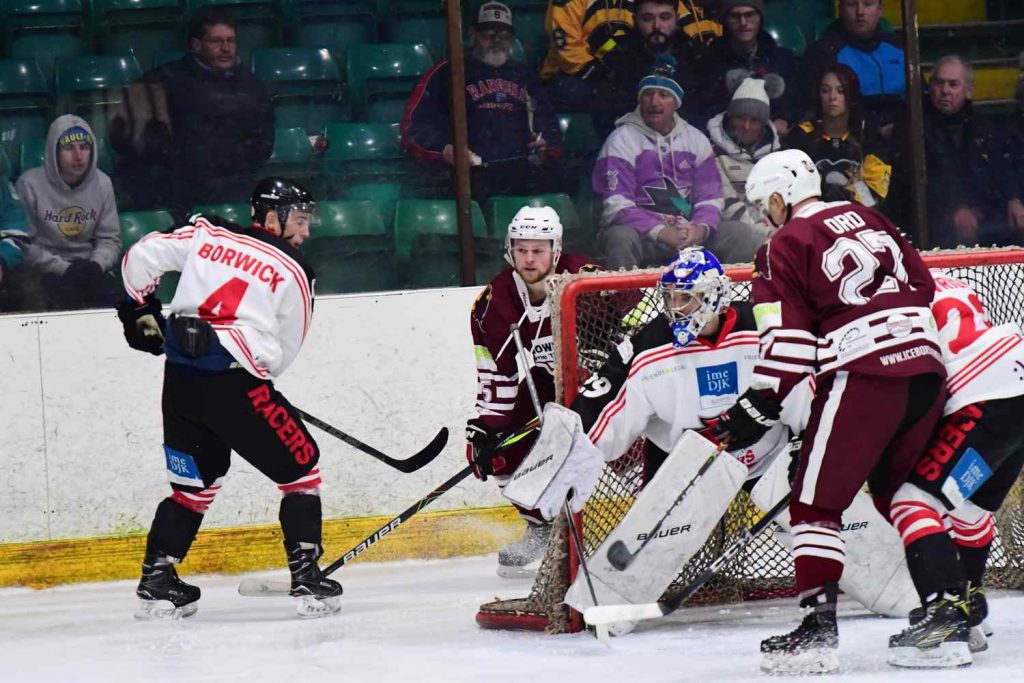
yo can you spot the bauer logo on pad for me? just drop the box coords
[696,362,738,410]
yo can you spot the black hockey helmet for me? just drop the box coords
[250,177,317,229]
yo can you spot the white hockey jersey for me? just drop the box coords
[930,269,1024,415]
[574,304,810,475]
[122,215,314,380]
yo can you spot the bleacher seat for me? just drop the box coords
[765,20,806,55]
[191,202,251,224]
[485,192,591,252]
[300,199,397,293]
[93,0,185,74]
[392,198,501,286]
[152,51,184,69]
[186,0,282,64]
[251,47,346,133]
[344,181,402,226]
[0,58,50,174]
[498,0,548,68]
[323,121,417,192]
[346,43,433,122]
[263,126,320,189]
[385,17,448,61]
[54,54,143,140]
[3,0,89,83]
[120,209,176,249]
[559,113,600,157]
[282,0,376,71]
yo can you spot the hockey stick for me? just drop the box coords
[583,493,792,627]
[605,439,727,571]
[510,323,604,629]
[296,408,448,474]
[238,419,541,597]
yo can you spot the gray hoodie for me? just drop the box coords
[17,115,121,276]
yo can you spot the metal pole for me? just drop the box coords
[901,0,929,247]
[446,0,477,285]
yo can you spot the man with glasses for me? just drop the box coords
[402,3,565,203]
[686,0,800,135]
[115,6,274,218]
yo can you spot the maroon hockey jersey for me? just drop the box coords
[751,201,944,401]
[470,253,597,434]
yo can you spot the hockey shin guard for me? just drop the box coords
[146,497,205,560]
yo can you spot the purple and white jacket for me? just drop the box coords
[593,110,723,237]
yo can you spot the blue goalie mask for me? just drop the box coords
[658,247,732,347]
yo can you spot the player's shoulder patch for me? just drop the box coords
[472,284,493,312]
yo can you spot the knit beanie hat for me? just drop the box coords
[638,58,684,109]
[719,0,766,19]
[727,77,771,124]
[57,125,92,149]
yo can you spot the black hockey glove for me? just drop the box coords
[712,388,782,451]
[115,295,166,356]
[62,259,103,288]
[465,418,506,482]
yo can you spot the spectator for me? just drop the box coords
[113,7,274,218]
[11,115,121,311]
[706,76,780,250]
[540,0,719,112]
[0,176,29,310]
[785,64,892,211]
[923,55,1011,248]
[402,3,565,204]
[1000,55,1024,236]
[687,0,800,135]
[803,0,905,132]
[592,0,718,127]
[594,66,758,268]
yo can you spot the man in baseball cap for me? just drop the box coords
[475,2,514,33]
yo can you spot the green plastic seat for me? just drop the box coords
[4,0,90,83]
[385,17,448,60]
[323,122,413,187]
[152,51,185,69]
[392,198,499,287]
[283,0,375,71]
[251,47,346,133]
[55,54,143,95]
[560,113,600,157]
[19,136,45,171]
[266,126,315,164]
[191,202,252,225]
[120,209,176,248]
[92,0,185,71]
[0,58,50,173]
[346,43,433,120]
[300,199,396,293]
[344,182,402,225]
[765,20,806,56]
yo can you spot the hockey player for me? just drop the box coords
[465,205,596,577]
[886,270,1024,668]
[115,177,342,619]
[712,149,945,674]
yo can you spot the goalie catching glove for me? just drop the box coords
[713,387,781,451]
[115,295,166,356]
[502,403,604,521]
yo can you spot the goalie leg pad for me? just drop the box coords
[502,403,604,521]
[564,430,747,635]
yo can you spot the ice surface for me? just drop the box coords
[3,555,1024,683]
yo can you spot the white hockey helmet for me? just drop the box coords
[744,149,821,222]
[504,205,563,266]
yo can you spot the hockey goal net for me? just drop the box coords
[477,247,1024,634]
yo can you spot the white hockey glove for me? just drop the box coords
[502,403,605,521]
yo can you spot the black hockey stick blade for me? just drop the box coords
[297,408,449,473]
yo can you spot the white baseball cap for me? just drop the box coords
[476,2,514,32]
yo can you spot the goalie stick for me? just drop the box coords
[238,418,541,597]
[296,408,448,474]
[583,493,791,627]
[605,440,727,571]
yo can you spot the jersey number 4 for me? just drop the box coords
[198,277,250,325]
[821,229,909,305]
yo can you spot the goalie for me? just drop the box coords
[500,247,916,634]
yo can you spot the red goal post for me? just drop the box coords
[478,247,1024,634]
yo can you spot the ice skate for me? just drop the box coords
[888,593,972,669]
[135,553,200,620]
[497,522,551,579]
[967,586,992,653]
[760,586,839,675]
[286,541,342,618]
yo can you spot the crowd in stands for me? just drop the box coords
[0,0,1022,313]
